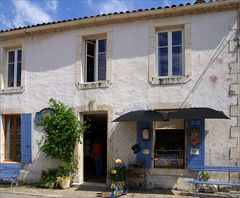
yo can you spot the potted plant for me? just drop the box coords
[110,159,129,195]
[56,164,74,189]
[39,98,89,189]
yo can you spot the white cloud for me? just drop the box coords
[88,0,133,14]
[0,14,13,29]
[12,0,52,27]
[45,0,58,12]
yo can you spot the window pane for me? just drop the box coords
[17,50,22,62]
[86,57,94,82]
[17,63,21,86]
[87,41,95,56]
[172,31,182,46]
[98,39,106,53]
[8,63,14,87]
[158,32,168,47]
[154,129,184,168]
[172,46,183,75]
[158,47,168,76]
[8,51,15,63]
[5,117,14,161]
[98,53,106,81]
[16,116,21,162]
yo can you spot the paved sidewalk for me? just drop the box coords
[0,183,191,198]
[0,183,239,198]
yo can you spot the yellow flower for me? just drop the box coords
[115,159,122,165]
[111,169,117,174]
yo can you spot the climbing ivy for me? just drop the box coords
[39,98,88,166]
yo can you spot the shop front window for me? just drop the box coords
[154,119,185,168]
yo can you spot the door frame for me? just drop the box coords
[75,110,112,184]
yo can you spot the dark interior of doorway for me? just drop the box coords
[83,113,107,183]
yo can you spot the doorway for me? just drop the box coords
[83,113,107,183]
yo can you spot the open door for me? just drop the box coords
[83,113,107,183]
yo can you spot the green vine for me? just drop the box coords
[39,98,89,174]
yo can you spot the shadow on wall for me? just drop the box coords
[111,122,137,165]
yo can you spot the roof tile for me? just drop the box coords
[0,1,231,33]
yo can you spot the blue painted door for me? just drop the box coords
[136,122,152,169]
[21,113,32,164]
[186,119,205,169]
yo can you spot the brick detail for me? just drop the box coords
[230,126,239,138]
[230,148,239,159]
[229,40,238,53]
[229,83,239,95]
[229,62,240,74]
[230,105,239,117]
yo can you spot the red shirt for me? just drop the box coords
[91,143,102,158]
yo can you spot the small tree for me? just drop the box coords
[39,98,88,181]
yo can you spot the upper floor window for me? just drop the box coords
[85,39,107,83]
[157,30,184,77]
[7,49,22,87]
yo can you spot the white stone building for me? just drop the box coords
[0,0,239,189]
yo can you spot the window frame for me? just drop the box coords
[154,129,185,169]
[152,119,187,169]
[6,48,22,88]
[0,44,25,94]
[84,38,107,83]
[4,114,21,162]
[156,29,185,78]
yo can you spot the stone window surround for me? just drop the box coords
[148,21,192,85]
[0,43,25,94]
[75,28,113,90]
[0,108,24,162]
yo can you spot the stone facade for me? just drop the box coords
[0,1,239,189]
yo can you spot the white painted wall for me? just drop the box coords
[0,10,238,188]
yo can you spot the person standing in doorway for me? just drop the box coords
[91,138,102,176]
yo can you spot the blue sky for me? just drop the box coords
[0,0,196,31]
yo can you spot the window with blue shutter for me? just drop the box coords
[186,119,205,169]
[21,113,32,164]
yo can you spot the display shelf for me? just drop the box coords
[154,149,184,168]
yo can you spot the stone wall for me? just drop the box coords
[0,10,238,187]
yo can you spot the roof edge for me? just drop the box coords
[0,0,238,40]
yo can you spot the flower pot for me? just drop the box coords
[58,177,71,189]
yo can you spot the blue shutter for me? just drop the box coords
[136,122,152,169]
[21,113,32,164]
[186,119,205,169]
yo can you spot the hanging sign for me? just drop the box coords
[35,108,55,125]
[188,128,201,146]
